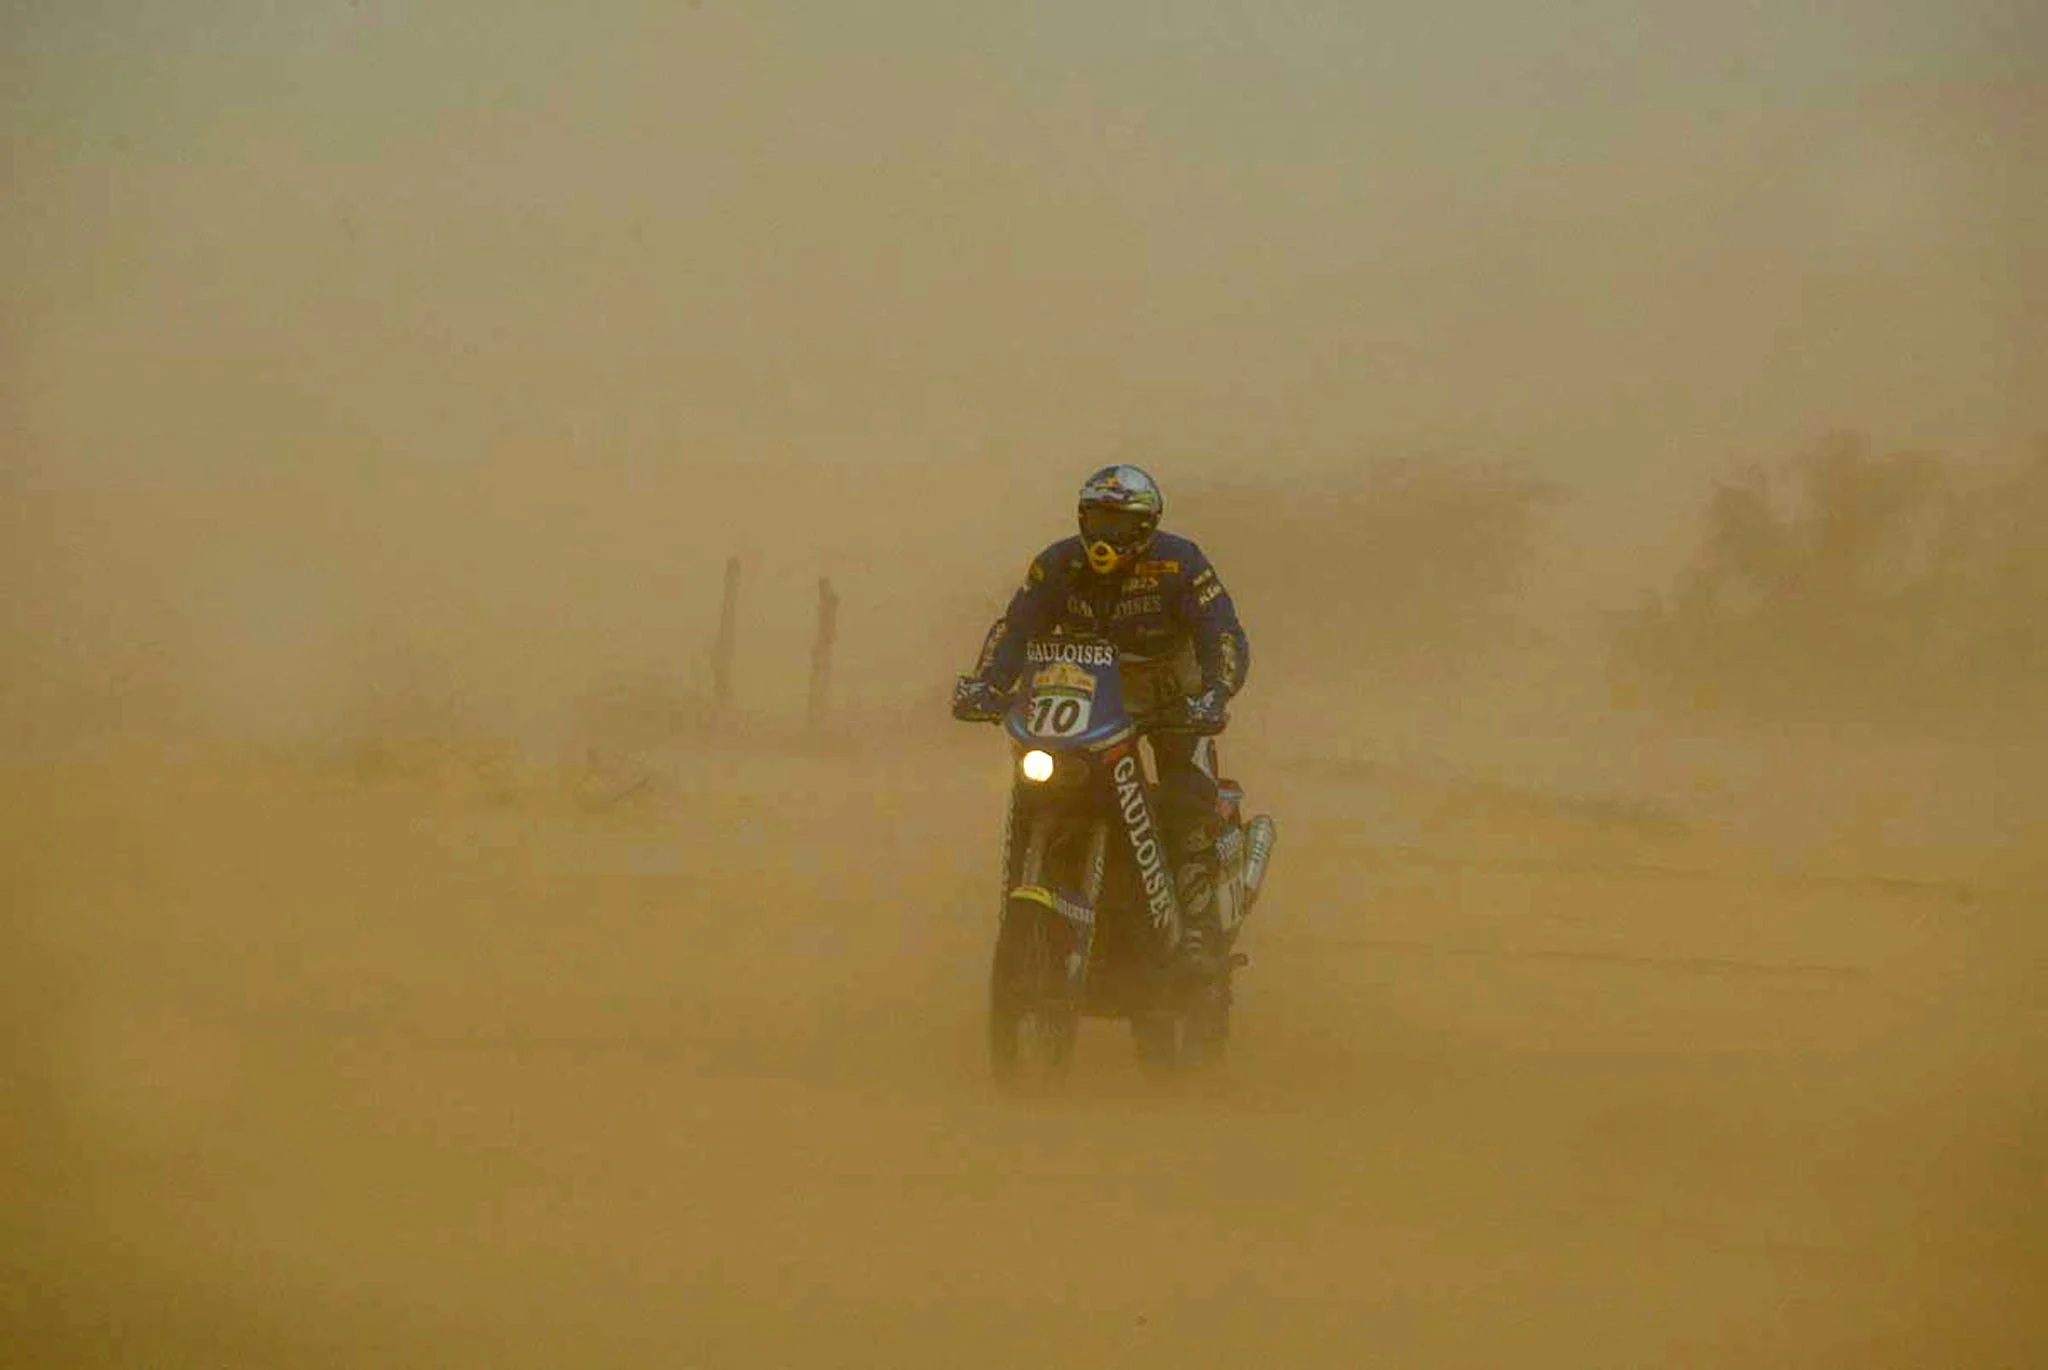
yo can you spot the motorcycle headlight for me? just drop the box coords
[1019,749,1056,783]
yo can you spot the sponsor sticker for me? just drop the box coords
[1030,660,1097,698]
[1113,754,1177,929]
[1026,639,1116,667]
[1111,594,1164,622]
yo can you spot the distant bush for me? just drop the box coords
[1611,434,2048,720]
[1176,459,1559,683]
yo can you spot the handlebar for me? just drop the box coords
[1150,712,1229,738]
[952,691,1226,736]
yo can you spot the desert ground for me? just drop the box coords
[5,714,2040,1369]
[9,11,2044,1364]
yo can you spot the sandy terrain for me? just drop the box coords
[5,727,2039,1370]
[10,7,2045,1365]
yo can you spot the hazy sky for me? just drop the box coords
[5,0,2043,732]
[10,0,2042,469]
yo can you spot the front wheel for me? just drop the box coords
[988,898,1078,1085]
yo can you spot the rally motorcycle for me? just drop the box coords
[955,633,1278,1081]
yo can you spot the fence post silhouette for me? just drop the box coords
[711,555,740,727]
[808,576,839,735]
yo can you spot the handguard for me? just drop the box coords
[951,675,1010,724]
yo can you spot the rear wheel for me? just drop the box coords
[1130,1010,1190,1075]
[989,898,1078,1085]
[1131,973,1232,1075]
[1188,975,1232,1065]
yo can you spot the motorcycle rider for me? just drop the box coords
[952,464,1252,969]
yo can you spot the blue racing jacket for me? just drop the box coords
[974,531,1251,698]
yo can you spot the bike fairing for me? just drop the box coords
[968,633,1279,1075]
[999,638,1196,933]
[1003,645,1140,753]
[998,646,1186,942]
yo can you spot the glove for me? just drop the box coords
[951,676,1009,722]
[1183,685,1231,733]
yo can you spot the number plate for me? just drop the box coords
[1027,692,1093,737]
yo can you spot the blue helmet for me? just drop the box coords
[1077,465,1164,575]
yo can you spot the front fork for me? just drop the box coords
[998,755,1197,982]
[1001,792,1110,991]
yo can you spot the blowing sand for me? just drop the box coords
[4,722,2039,1368]
[9,7,2044,1363]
